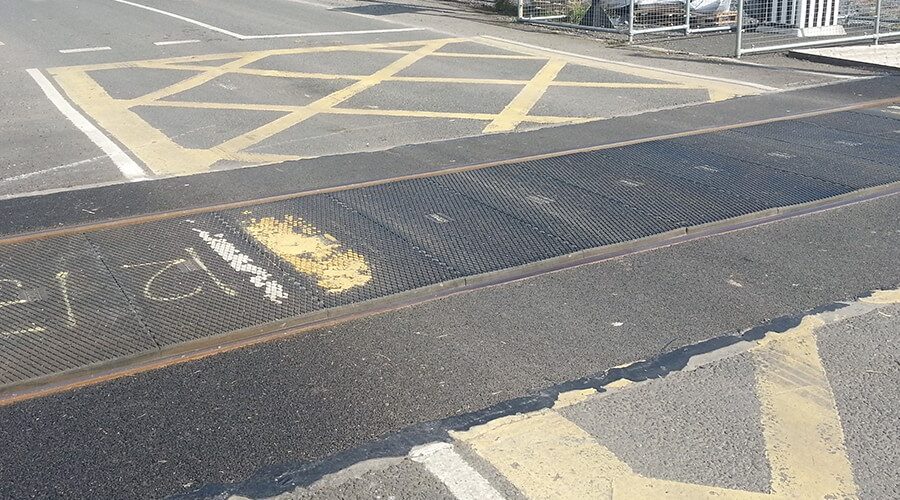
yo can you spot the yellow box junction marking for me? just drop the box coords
[45,37,760,176]
[242,215,371,293]
[451,299,875,499]
[752,316,857,498]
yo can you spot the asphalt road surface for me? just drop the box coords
[0,0,898,498]
[0,0,877,198]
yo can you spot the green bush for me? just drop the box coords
[567,0,589,23]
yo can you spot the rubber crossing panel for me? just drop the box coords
[1,111,898,390]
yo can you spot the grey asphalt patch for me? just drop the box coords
[435,41,523,56]
[134,106,287,150]
[531,86,711,118]
[88,67,204,101]
[560,354,772,492]
[246,51,407,76]
[818,304,900,500]
[279,459,454,500]
[247,113,485,158]
[554,63,670,84]
[162,73,357,106]
[396,55,548,80]
[335,80,524,114]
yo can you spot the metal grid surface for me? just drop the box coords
[733,119,900,168]
[87,214,314,347]
[675,129,900,189]
[333,179,575,277]
[217,195,458,309]
[0,235,153,385]
[532,149,772,225]
[434,165,680,250]
[624,139,853,207]
[2,111,898,389]
[800,109,900,141]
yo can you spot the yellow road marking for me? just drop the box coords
[752,316,858,498]
[49,69,222,175]
[140,100,595,126]
[242,215,371,293]
[453,410,772,499]
[128,52,271,105]
[452,306,864,499]
[215,40,451,156]
[552,388,597,409]
[48,37,760,175]
[483,59,567,134]
[861,289,900,304]
[476,36,764,102]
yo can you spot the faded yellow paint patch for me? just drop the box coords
[243,215,370,293]
[860,288,900,304]
[604,378,633,390]
[453,409,773,499]
[552,388,597,409]
[751,315,858,498]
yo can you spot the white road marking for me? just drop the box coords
[59,46,111,54]
[409,442,505,500]
[284,0,438,31]
[240,27,426,40]
[0,41,5,46]
[0,156,105,184]
[26,69,149,181]
[114,0,426,40]
[154,39,200,46]
[481,36,780,92]
[111,0,245,38]
[193,229,288,304]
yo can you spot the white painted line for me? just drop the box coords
[0,156,106,185]
[240,27,426,40]
[112,0,245,39]
[59,46,111,54]
[154,39,200,46]
[26,69,149,181]
[409,442,505,500]
[116,0,428,40]
[0,41,5,46]
[284,0,439,30]
[481,36,780,92]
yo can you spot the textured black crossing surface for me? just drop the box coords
[0,111,897,390]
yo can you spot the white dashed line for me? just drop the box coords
[59,46,111,54]
[409,442,505,500]
[26,68,149,181]
[154,39,201,46]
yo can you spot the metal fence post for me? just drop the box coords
[518,0,524,20]
[734,0,744,57]
[629,0,636,43]
[874,0,882,44]
[685,0,692,34]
